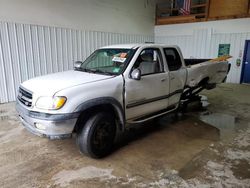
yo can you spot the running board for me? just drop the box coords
[127,105,178,124]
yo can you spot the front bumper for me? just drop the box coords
[16,100,80,139]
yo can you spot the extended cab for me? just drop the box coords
[16,44,230,158]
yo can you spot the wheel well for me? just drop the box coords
[73,104,118,133]
[198,77,209,86]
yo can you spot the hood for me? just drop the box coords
[21,70,112,96]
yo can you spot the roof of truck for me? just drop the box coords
[101,43,178,49]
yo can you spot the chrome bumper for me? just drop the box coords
[16,100,79,139]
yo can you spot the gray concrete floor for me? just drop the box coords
[0,83,250,188]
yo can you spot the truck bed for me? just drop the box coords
[184,59,211,66]
[185,59,230,88]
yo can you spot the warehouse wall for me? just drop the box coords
[0,0,155,35]
[0,0,155,103]
[0,22,154,103]
[155,18,250,83]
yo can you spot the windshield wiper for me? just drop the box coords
[76,67,114,75]
[89,69,114,75]
[76,67,94,73]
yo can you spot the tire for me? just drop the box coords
[76,112,116,158]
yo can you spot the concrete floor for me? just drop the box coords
[0,83,250,188]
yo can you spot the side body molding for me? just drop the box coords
[74,97,125,130]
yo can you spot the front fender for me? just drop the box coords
[74,97,125,130]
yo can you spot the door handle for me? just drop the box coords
[161,78,166,82]
[170,75,175,80]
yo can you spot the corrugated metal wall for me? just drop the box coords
[155,29,250,83]
[0,21,154,103]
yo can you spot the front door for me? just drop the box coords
[125,48,169,120]
[242,40,250,83]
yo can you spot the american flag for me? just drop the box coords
[177,0,191,15]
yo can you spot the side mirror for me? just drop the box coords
[131,69,141,80]
[74,61,82,70]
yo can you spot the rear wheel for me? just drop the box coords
[76,112,116,158]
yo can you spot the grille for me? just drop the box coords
[18,87,33,107]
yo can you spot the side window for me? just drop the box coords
[133,48,163,76]
[164,48,182,71]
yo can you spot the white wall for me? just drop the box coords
[155,18,250,83]
[0,0,155,35]
[0,22,154,103]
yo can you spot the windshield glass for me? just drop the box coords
[79,48,135,75]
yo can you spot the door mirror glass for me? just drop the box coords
[131,69,141,80]
[74,61,83,70]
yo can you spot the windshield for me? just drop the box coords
[78,48,135,75]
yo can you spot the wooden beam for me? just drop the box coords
[156,15,196,25]
[155,14,250,25]
[191,3,207,9]
[207,14,250,21]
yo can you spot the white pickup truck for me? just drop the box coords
[16,43,230,158]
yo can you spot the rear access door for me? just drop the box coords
[163,47,187,107]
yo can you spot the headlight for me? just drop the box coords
[35,96,67,110]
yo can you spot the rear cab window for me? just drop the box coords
[164,48,182,71]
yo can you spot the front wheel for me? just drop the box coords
[76,112,116,158]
